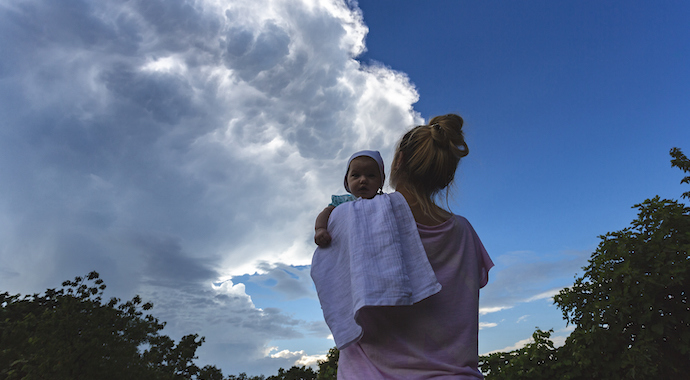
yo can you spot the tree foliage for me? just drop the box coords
[670,147,690,199]
[316,348,338,380]
[0,271,219,380]
[226,373,265,380]
[479,329,561,380]
[553,194,690,378]
[265,365,316,380]
[480,148,690,379]
[0,271,341,380]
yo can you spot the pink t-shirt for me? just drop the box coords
[338,215,494,379]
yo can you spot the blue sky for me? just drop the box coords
[353,0,690,354]
[0,0,688,377]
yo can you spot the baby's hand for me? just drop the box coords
[314,228,332,247]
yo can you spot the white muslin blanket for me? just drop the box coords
[310,192,442,349]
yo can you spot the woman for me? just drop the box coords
[337,114,494,379]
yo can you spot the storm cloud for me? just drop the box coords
[0,0,421,375]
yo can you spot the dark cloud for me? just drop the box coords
[133,0,221,45]
[302,320,332,338]
[102,67,197,124]
[223,21,291,80]
[0,0,421,375]
[134,233,218,285]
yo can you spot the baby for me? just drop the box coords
[314,150,385,247]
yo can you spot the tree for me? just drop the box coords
[480,148,690,379]
[553,194,690,378]
[670,147,690,199]
[479,329,562,380]
[265,365,316,380]
[197,365,226,380]
[0,271,222,380]
[316,348,338,380]
[226,372,265,380]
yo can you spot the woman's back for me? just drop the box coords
[332,114,493,378]
[338,214,493,379]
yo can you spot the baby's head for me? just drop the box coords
[344,150,385,199]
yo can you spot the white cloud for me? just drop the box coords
[0,0,422,376]
[479,322,498,330]
[267,348,326,369]
[482,331,570,355]
[484,337,534,355]
[551,335,567,348]
[213,279,253,301]
[269,348,304,359]
[479,306,512,315]
[295,353,327,368]
[525,288,563,302]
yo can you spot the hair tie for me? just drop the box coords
[431,123,441,130]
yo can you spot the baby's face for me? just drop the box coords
[347,157,382,199]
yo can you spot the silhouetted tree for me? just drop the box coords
[479,329,561,380]
[670,147,690,199]
[266,365,316,380]
[226,372,265,380]
[0,271,222,380]
[480,148,690,379]
[553,194,690,378]
[316,348,338,380]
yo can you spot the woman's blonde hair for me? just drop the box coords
[390,114,469,219]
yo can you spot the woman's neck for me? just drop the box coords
[395,187,451,226]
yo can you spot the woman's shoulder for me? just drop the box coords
[451,213,470,224]
[451,214,481,231]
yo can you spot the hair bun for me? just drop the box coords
[389,113,469,220]
[428,114,469,158]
